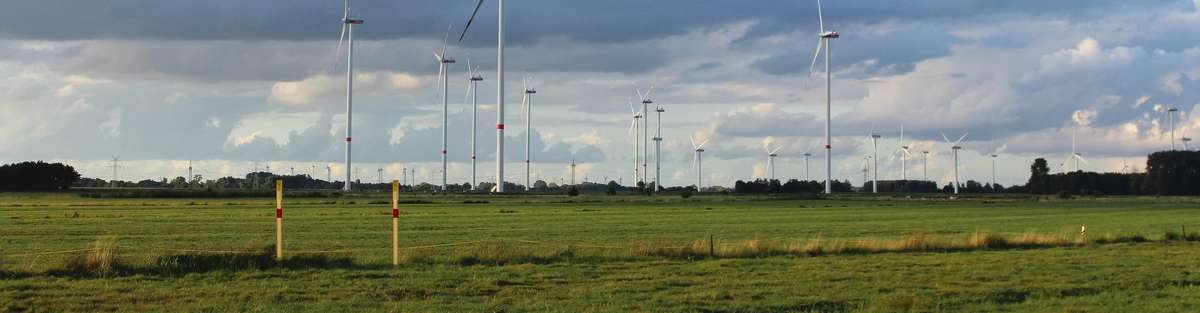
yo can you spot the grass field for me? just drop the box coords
[2,192,1200,312]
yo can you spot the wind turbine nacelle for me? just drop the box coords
[345,19,364,25]
[470,76,484,81]
[442,58,456,64]
[696,149,705,153]
[821,31,840,38]
[525,89,537,94]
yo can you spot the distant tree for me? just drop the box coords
[0,161,81,190]
[606,181,619,195]
[1143,151,1200,195]
[533,180,549,191]
[1027,158,1051,194]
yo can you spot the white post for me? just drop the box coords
[654,107,663,192]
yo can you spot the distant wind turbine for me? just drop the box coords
[465,59,484,190]
[434,25,456,192]
[941,132,968,194]
[690,135,709,189]
[521,76,537,190]
[458,0,507,192]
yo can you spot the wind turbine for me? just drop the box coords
[802,151,812,181]
[335,0,364,192]
[921,151,930,181]
[809,0,840,194]
[691,135,709,189]
[109,156,120,187]
[570,157,577,186]
[187,161,193,184]
[941,132,968,195]
[1184,137,1193,150]
[627,100,643,186]
[465,60,484,190]
[636,85,656,186]
[1167,107,1180,150]
[435,26,456,192]
[896,126,913,181]
[868,132,880,193]
[459,0,506,192]
[653,104,664,193]
[521,76,536,190]
[764,142,782,182]
[990,154,998,188]
[1064,128,1086,172]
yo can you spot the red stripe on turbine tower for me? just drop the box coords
[392,208,399,218]
[276,208,282,218]
[346,137,352,142]
[497,124,504,129]
[825,144,831,149]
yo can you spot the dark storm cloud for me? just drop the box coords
[0,0,1182,44]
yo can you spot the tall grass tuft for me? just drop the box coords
[966,231,1009,249]
[59,236,122,276]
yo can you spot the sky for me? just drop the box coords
[1,0,1198,188]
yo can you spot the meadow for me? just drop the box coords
[1,191,1199,312]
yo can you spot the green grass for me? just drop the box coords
[2,192,1200,312]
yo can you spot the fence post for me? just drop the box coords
[1183,225,1188,242]
[392,180,400,266]
[275,179,283,261]
[709,234,715,258]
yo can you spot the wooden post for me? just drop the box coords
[709,234,715,258]
[392,180,400,266]
[275,179,283,261]
[1183,225,1188,241]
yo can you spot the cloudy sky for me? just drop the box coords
[2,0,1198,187]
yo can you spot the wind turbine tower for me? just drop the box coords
[435,29,456,192]
[1184,137,1193,150]
[336,0,364,192]
[990,154,998,187]
[653,105,664,192]
[458,0,506,193]
[921,151,930,181]
[869,133,880,193]
[942,133,968,195]
[810,0,840,194]
[1168,107,1180,150]
[691,135,709,190]
[803,152,812,181]
[467,61,484,190]
[522,77,536,190]
[570,158,577,186]
[627,101,642,186]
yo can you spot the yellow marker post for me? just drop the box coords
[275,179,283,261]
[392,180,400,266]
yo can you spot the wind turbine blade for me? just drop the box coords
[955,133,968,146]
[809,38,824,75]
[636,88,645,102]
[628,101,636,114]
[941,133,953,145]
[697,139,709,149]
[771,146,782,154]
[645,84,655,100]
[816,0,825,34]
[458,0,486,42]
[690,135,697,149]
[1076,154,1088,164]
[628,119,637,136]
[440,24,452,62]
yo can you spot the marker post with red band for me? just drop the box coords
[275,179,283,261]
[391,180,400,266]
